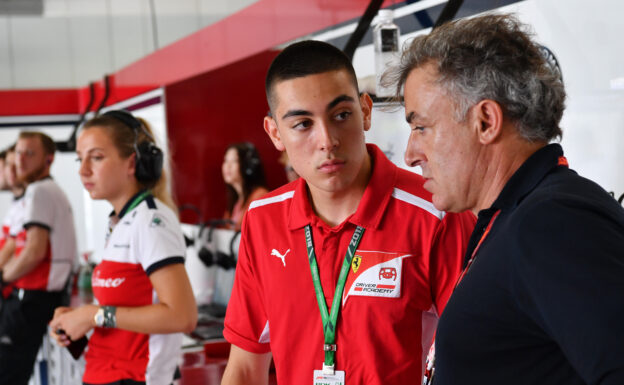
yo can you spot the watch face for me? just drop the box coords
[95,309,104,327]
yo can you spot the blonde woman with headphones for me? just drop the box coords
[50,110,197,385]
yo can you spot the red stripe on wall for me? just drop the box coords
[0,89,81,116]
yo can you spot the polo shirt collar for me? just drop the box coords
[288,143,396,230]
[111,189,150,219]
[489,143,565,211]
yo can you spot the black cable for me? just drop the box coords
[93,75,111,117]
[433,0,464,29]
[55,82,96,152]
[343,0,384,60]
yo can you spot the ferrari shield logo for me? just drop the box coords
[351,255,362,273]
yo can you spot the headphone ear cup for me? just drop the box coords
[244,162,255,176]
[215,250,232,270]
[198,247,214,267]
[135,142,163,184]
[243,144,260,176]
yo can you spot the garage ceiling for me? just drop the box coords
[0,0,259,89]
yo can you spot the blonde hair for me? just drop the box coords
[82,114,178,214]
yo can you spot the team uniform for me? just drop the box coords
[0,194,23,298]
[435,144,624,384]
[0,177,77,384]
[224,144,475,384]
[0,195,22,248]
[12,178,77,291]
[83,191,186,385]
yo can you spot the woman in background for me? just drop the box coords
[222,142,268,229]
[50,110,197,385]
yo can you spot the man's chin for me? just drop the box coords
[431,195,451,213]
[17,170,44,185]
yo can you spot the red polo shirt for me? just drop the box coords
[224,144,475,385]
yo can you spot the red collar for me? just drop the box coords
[288,144,397,231]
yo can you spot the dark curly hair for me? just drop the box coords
[224,142,267,215]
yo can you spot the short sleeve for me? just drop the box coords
[23,184,53,230]
[511,199,624,384]
[429,211,476,315]
[134,207,185,275]
[223,212,271,354]
[7,199,24,237]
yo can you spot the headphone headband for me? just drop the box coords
[102,110,155,142]
[102,110,141,129]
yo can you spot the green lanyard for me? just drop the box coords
[108,191,150,238]
[126,190,150,213]
[304,224,365,374]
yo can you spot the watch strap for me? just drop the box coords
[102,306,117,328]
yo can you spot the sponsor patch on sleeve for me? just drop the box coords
[150,213,165,227]
[343,250,411,304]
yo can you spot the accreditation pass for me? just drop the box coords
[313,370,345,385]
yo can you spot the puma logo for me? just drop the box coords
[271,249,290,267]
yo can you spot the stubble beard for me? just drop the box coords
[18,163,47,185]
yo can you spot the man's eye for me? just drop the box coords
[335,111,351,121]
[412,126,426,132]
[293,120,312,130]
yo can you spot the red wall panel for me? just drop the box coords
[115,0,391,90]
[166,49,285,224]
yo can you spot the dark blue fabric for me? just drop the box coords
[436,144,624,385]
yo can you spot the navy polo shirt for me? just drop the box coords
[435,143,624,385]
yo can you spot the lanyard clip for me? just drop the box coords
[322,362,335,375]
[323,344,337,352]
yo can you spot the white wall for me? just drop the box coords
[0,0,260,89]
[356,0,624,197]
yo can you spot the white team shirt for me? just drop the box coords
[85,193,186,385]
[13,177,77,291]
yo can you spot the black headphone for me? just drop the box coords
[101,110,163,185]
[241,142,261,177]
[197,219,237,269]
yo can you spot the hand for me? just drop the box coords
[49,307,73,346]
[49,305,98,345]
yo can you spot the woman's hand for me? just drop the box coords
[49,304,98,345]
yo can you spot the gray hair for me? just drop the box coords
[384,13,566,142]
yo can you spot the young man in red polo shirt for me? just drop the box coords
[221,40,475,385]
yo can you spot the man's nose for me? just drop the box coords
[317,121,339,151]
[404,132,425,168]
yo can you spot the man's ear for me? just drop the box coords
[473,99,504,145]
[264,115,285,152]
[359,93,373,132]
